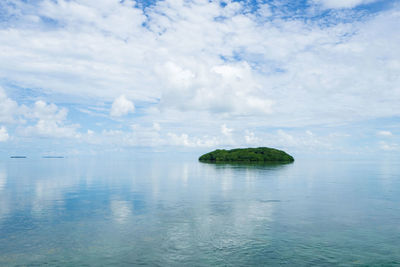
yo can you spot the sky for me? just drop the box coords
[0,0,399,158]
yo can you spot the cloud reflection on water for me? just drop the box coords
[1,158,400,265]
[0,166,9,222]
[0,167,6,191]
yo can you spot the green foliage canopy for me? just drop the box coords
[199,147,294,163]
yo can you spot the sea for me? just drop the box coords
[0,155,399,266]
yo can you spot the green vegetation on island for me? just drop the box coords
[199,147,294,163]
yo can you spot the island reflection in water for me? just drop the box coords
[0,157,399,266]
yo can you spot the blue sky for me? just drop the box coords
[0,0,399,158]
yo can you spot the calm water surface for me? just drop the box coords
[0,156,400,266]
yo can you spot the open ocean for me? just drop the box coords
[1,156,399,266]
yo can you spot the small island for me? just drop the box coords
[199,147,294,163]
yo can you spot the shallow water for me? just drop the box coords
[0,157,400,266]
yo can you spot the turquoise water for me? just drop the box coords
[0,157,400,266]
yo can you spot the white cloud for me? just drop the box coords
[0,87,19,123]
[167,133,220,148]
[30,100,67,122]
[0,0,399,152]
[377,130,393,137]
[153,122,161,132]
[221,124,233,136]
[21,100,79,138]
[110,95,135,117]
[312,0,378,9]
[244,130,260,145]
[0,0,394,127]
[276,129,296,147]
[258,4,272,17]
[242,129,342,152]
[23,120,79,138]
[159,61,273,115]
[82,123,165,147]
[0,126,9,142]
[379,141,399,151]
[0,89,80,139]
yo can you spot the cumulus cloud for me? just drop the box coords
[23,120,78,138]
[30,100,67,121]
[244,130,260,145]
[221,124,233,136]
[0,87,19,123]
[110,95,135,117]
[0,126,9,142]
[0,89,79,139]
[159,61,273,115]
[21,101,79,138]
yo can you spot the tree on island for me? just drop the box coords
[199,147,294,163]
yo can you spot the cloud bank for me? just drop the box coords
[0,0,398,154]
